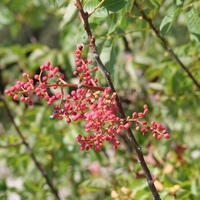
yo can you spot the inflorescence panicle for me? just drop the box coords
[4,45,170,151]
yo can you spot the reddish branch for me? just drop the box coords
[74,1,161,199]
[0,93,61,200]
[134,1,200,90]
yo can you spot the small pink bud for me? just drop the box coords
[75,49,81,54]
[66,118,71,123]
[143,104,148,109]
[78,45,83,50]
[142,121,147,125]
[22,73,28,78]
[93,66,98,71]
[106,87,112,92]
[144,109,149,114]
[116,129,121,134]
[34,74,39,80]
[138,112,144,117]
[54,105,59,110]
[140,128,146,133]
[48,73,53,78]
[124,123,130,129]
[164,134,170,139]
[45,61,50,67]
[28,101,33,106]
[59,73,64,78]
[87,59,92,64]
[157,135,162,140]
[42,76,48,82]
[40,65,45,70]
[132,112,137,118]
[4,89,10,94]
[20,96,25,101]
[13,95,18,100]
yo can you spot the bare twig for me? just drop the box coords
[0,93,60,200]
[134,1,200,90]
[75,1,161,199]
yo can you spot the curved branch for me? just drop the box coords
[75,1,161,199]
[0,93,60,200]
[134,1,200,90]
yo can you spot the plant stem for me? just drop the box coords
[88,0,105,17]
[0,93,61,200]
[75,1,161,199]
[134,1,200,90]
[0,141,23,148]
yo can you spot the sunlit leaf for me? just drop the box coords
[185,6,200,42]
[186,6,200,35]
[160,8,180,34]
[59,1,78,28]
[0,5,14,26]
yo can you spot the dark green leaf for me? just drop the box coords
[0,179,7,192]
[102,0,127,12]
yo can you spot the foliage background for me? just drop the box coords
[0,0,200,199]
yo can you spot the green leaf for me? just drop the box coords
[84,0,109,18]
[24,181,41,194]
[191,178,200,197]
[59,1,78,28]
[0,179,7,192]
[98,37,118,72]
[84,0,127,18]
[50,0,68,8]
[186,6,200,34]
[81,177,112,191]
[175,0,184,7]
[106,13,118,34]
[0,5,15,26]
[101,0,127,12]
[148,0,161,8]
[160,8,180,34]
[10,22,21,39]
[148,82,164,91]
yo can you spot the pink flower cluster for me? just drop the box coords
[4,61,65,106]
[131,105,170,140]
[4,45,170,151]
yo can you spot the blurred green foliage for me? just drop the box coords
[0,0,200,199]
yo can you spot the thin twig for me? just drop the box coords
[75,1,161,199]
[0,141,23,148]
[0,93,60,200]
[88,0,105,17]
[134,1,200,90]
